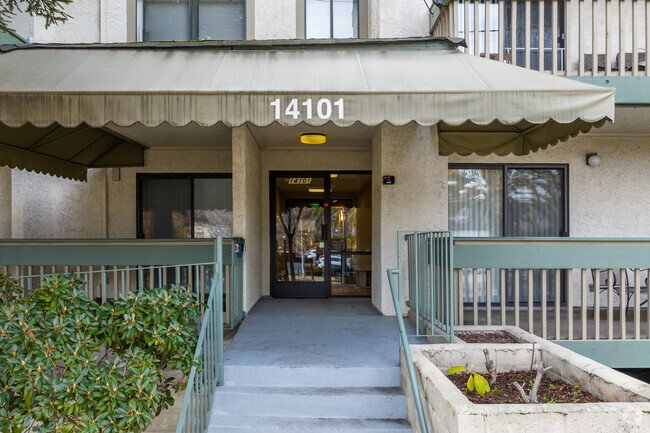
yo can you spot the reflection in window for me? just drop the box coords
[139,0,245,41]
[139,175,232,239]
[306,0,359,39]
[448,165,567,305]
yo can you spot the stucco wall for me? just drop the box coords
[14,0,434,43]
[232,127,263,312]
[253,0,297,39]
[11,168,107,238]
[371,123,448,315]
[448,135,650,237]
[0,167,12,238]
[260,149,373,297]
[368,0,430,38]
[107,148,232,238]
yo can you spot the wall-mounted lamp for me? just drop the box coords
[586,153,601,167]
[300,133,326,145]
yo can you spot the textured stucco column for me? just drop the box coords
[232,126,263,313]
[371,123,448,316]
[0,167,11,238]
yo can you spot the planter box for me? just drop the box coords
[401,329,650,433]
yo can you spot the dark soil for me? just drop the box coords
[446,370,602,404]
[456,331,518,344]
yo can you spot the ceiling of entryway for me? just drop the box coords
[105,121,377,150]
[247,122,376,151]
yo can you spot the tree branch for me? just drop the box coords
[483,348,497,387]
[511,362,553,403]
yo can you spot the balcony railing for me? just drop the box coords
[431,0,649,77]
[0,237,244,328]
[453,238,650,342]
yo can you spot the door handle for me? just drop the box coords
[321,224,327,241]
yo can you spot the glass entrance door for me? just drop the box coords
[272,174,330,297]
[270,171,372,298]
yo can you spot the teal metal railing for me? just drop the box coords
[0,238,244,328]
[387,230,455,433]
[402,231,455,341]
[176,238,224,433]
[0,237,238,433]
[387,269,430,433]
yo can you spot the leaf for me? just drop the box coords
[446,366,466,374]
[466,374,474,392]
[473,373,491,396]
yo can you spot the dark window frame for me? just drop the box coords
[448,163,570,238]
[449,163,570,307]
[136,173,232,239]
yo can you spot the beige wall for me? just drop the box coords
[371,123,448,315]
[11,168,107,238]
[448,135,650,237]
[11,0,434,43]
[368,0,430,38]
[8,125,650,314]
[253,0,297,39]
[232,127,263,312]
[261,149,372,297]
[12,0,129,43]
[0,167,12,238]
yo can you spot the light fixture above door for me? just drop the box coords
[300,133,326,145]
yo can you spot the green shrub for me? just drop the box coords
[312,267,323,277]
[0,271,201,433]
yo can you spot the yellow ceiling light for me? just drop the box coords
[308,188,325,193]
[330,174,339,178]
[300,133,327,145]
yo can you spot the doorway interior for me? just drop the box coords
[270,171,372,298]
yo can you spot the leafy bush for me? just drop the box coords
[0,272,201,432]
[312,267,323,277]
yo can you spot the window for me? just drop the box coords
[449,164,568,303]
[449,164,568,238]
[137,0,245,41]
[305,0,359,38]
[138,174,233,239]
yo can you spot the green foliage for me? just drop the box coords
[312,267,323,277]
[0,0,72,33]
[446,365,491,396]
[0,272,201,433]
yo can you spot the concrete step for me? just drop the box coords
[224,365,401,387]
[208,415,413,433]
[211,385,407,419]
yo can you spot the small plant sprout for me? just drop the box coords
[446,365,491,396]
[512,361,553,403]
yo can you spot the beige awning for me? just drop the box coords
[0,37,614,159]
[0,123,144,181]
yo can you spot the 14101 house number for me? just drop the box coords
[270,98,344,120]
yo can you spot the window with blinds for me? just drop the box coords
[138,0,245,41]
[449,164,568,304]
[138,174,233,239]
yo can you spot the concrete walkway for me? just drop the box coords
[209,297,421,432]
[224,297,409,368]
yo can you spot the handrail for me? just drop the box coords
[387,268,429,433]
[176,237,224,433]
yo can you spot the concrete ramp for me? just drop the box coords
[208,298,415,433]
